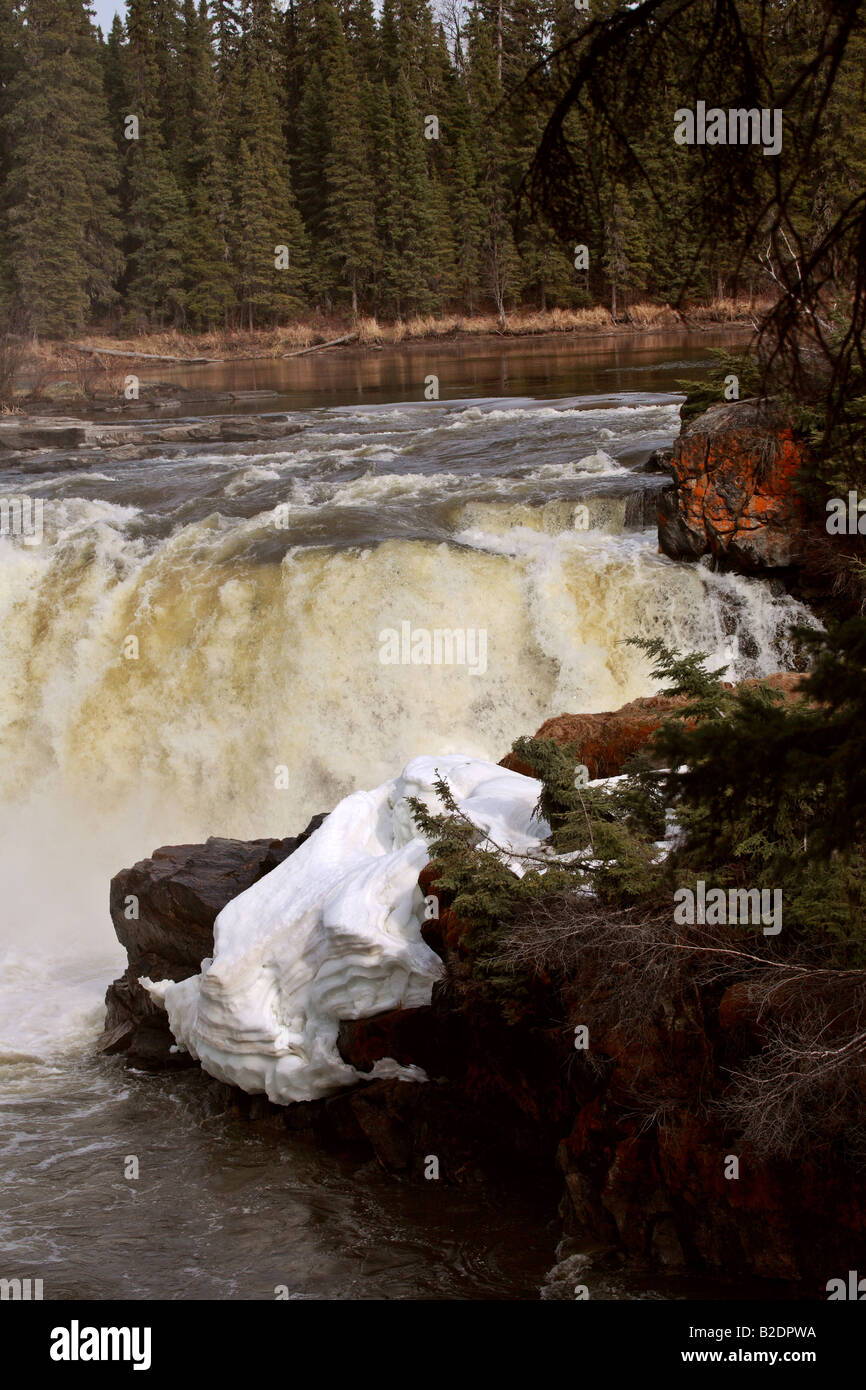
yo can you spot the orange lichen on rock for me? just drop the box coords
[657,399,809,571]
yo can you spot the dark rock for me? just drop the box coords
[0,419,88,451]
[657,481,706,559]
[632,447,674,475]
[217,417,296,443]
[0,413,304,455]
[98,815,326,1068]
[349,1084,414,1170]
[337,1006,442,1076]
[623,479,672,530]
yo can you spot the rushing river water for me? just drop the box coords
[0,330,814,1300]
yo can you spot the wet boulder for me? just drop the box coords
[657,398,808,572]
[99,817,326,1068]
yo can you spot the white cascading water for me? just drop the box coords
[0,393,814,1084]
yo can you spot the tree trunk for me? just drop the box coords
[496,0,503,82]
[69,344,220,363]
[281,332,358,358]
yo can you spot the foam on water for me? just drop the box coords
[0,391,815,1075]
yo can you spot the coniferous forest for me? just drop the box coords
[0,0,864,337]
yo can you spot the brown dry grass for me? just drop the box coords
[690,295,775,321]
[58,298,758,360]
[625,301,682,327]
[2,298,762,402]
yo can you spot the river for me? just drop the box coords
[0,330,812,1299]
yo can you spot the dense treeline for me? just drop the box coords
[0,0,863,336]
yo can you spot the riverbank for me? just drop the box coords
[99,671,866,1295]
[2,301,761,408]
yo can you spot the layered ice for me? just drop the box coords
[142,756,548,1105]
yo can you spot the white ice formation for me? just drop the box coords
[142,756,548,1104]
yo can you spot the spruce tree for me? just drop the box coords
[0,0,18,323]
[296,61,331,305]
[102,15,132,155]
[2,0,122,335]
[386,69,439,314]
[151,0,185,163]
[319,0,377,314]
[369,77,401,315]
[179,0,235,328]
[378,0,400,85]
[449,132,483,311]
[231,0,309,326]
[213,0,243,93]
[125,0,187,325]
[466,10,521,324]
[343,0,379,84]
[602,182,651,319]
[323,83,377,317]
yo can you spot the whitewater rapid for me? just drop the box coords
[0,391,815,1077]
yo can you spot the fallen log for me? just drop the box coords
[69,333,360,364]
[281,331,358,357]
[69,343,221,364]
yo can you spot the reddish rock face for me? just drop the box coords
[500,675,803,780]
[657,399,808,571]
[501,696,685,779]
